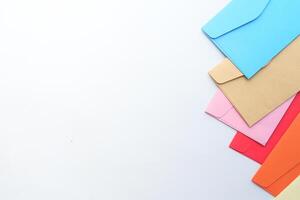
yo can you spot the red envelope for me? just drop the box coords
[229,92,300,164]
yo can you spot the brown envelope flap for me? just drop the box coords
[253,114,300,187]
[209,59,244,84]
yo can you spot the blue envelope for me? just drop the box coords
[202,0,300,79]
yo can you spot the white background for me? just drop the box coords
[0,0,272,199]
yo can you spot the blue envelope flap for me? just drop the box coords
[203,0,271,39]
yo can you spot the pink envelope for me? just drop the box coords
[205,89,294,145]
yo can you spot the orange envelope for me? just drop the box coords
[252,114,300,196]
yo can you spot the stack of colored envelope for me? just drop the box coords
[253,114,300,196]
[202,0,300,198]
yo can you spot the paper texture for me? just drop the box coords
[275,176,300,200]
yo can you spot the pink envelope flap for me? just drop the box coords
[205,89,233,118]
[206,89,294,145]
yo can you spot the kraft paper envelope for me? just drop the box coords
[206,89,293,145]
[230,92,300,164]
[252,114,300,196]
[209,36,300,127]
[202,0,300,78]
[274,176,300,200]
